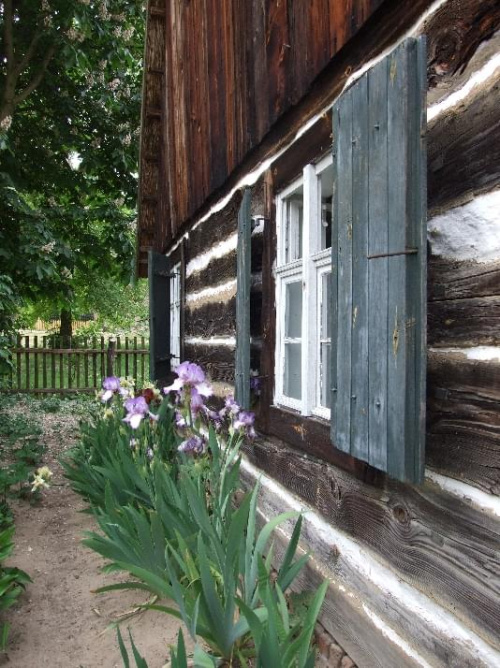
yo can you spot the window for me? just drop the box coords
[275,156,334,419]
[170,262,181,367]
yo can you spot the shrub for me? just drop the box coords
[65,364,327,667]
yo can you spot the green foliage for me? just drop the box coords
[0,524,31,651]
[0,412,45,500]
[0,0,144,324]
[65,380,328,667]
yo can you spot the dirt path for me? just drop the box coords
[2,402,188,668]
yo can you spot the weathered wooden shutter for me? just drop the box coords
[330,37,426,483]
[148,250,171,384]
[235,188,252,409]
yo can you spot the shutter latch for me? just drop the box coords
[367,248,418,260]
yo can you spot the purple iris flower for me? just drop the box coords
[177,435,205,454]
[190,387,205,415]
[234,410,255,431]
[101,376,122,402]
[175,410,187,429]
[123,396,159,429]
[250,376,261,395]
[219,395,240,419]
[163,361,213,398]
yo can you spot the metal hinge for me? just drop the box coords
[367,248,418,260]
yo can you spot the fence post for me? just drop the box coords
[106,337,116,378]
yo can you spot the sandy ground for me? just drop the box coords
[1,403,189,668]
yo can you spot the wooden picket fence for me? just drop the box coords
[0,335,150,394]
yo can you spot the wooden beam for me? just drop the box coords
[243,435,500,650]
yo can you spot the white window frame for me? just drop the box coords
[170,262,181,367]
[274,155,333,418]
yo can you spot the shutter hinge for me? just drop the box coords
[367,248,418,260]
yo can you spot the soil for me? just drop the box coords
[1,402,190,668]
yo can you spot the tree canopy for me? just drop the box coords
[0,0,145,334]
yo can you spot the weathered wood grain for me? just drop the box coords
[426,0,500,100]
[240,464,499,668]
[428,295,500,346]
[427,350,500,495]
[185,191,240,264]
[429,257,500,301]
[185,291,262,340]
[244,435,500,650]
[186,252,237,296]
[428,70,500,212]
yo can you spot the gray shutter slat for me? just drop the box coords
[334,88,353,454]
[148,250,171,383]
[235,188,252,409]
[330,37,426,483]
[414,37,427,482]
[367,56,389,472]
[350,74,370,462]
[330,108,340,447]
[387,42,411,480]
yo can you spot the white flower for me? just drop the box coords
[108,78,120,91]
[122,133,131,146]
[41,0,50,11]
[123,27,135,40]
[113,26,122,38]
[0,116,12,131]
[66,27,79,41]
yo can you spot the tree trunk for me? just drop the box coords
[59,308,72,340]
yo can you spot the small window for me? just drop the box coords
[275,158,333,416]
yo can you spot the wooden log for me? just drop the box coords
[427,67,500,212]
[426,0,500,103]
[185,291,262,340]
[34,335,39,390]
[427,349,500,495]
[240,461,500,668]
[186,250,237,296]
[428,295,500,346]
[184,191,240,265]
[429,257,500,301]
[244,435,500,650]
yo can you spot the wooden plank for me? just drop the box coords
[59,348,63,390]
[125,336,129,378]
[245,435,500,651]
[240,464,498,668]
[100,336,105,383]
[186,251,237,296]
[235,188,252,409]
[133,336,138,382]
[410,36,427,482]
[141,336,146,385]
[42,336,47,389]
[33,335,39,389]
[429,257,500,301]
[350,74,369,462]
[92,336,97,389]
[116,336,121,377]
[428,65,500,212]
[429,295,500,346]
[16,335,21,390]
[386,42,410,480]
[332,88,353,454]
[84,337,89,388]
[427,350,500,495]
[51,339,56,390]
[367,54,389,472]
[24,336,30,390]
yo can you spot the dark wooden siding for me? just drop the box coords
[138,0,387,271]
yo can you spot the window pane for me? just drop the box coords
[285,281,302,339]
[284,187,303,263]
[319,271,331,408]
[285,342,302,400]
[320,342,331,408]
[321,272,331,339]
[319,164,333,250]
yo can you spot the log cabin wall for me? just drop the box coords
[142,0,500,665]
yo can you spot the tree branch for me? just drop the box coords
[13,44,56,108]
[13,28,45,80]
[3,0,14,66]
